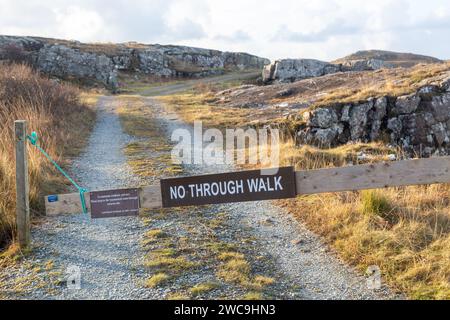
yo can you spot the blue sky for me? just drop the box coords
[1,0,449,60]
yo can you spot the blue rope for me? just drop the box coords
[26,132,89,214]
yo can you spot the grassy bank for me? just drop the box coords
[159,88,450,300]
[0,64,97,256]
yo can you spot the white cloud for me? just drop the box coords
[0,0,449,60]
[53,6,104,41]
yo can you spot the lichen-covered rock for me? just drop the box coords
[138,49,173,77]
[0,35,269,89]
[297,124,343,147]
[313,124,344,146]
[303,107,339,128]
[431,123,449,146]
[441,76,450,92]
[340,105,351,122]
[369,97,388,140]
[349,101,374,140]
[294,74,450,155]
[393,94,420,115]
[387,117,403,140]
[430,93,450,122]
[341,58,394,71]
[262,59,341,83]
[36,45,118,90]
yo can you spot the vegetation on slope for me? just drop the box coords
[0,63,96,255]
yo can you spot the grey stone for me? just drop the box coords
[393,94,420,115]
[431,123,449,146]
[349,101,374,140]
[430,93,450,122]
[304,108,339,128]
[369,97,388,140]
[341,58,394,71]
[441,76,450,92]
[0,35,269,89]
[423,112,437,126]
[263,59,341,83]
[418,85,439,96]
[276,88,295,97]
[341,105,351,122]
[36,44,118,90]
[313,124,344,146]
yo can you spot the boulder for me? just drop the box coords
[369,97,387,140]
[430,93,450,122]
[303,107,339,128]
[313,124,344,146]
[349,101,374,140]
[393,94,420,115]
[263,59,341,83]
[297,124,343,147]
[431,123,449,146]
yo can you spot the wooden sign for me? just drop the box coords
[160,167,297,208]
[45,157,450,216]
[90,188,140,219]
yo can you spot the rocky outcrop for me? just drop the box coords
[262,57,397,83]
[36,45,118,90]
[340,58,394,72]
[0,35,269,90]
[296,77,450,156]
[262,59,341,83]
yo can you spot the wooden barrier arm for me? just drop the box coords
[295,156,450,195]
[45,156,450,215]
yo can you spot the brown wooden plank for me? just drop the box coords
[296,156,450,195]
[45,185,163,215]
[140,184,163,209]
[45,192,91,216]
[45,157,450,215]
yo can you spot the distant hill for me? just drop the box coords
[333,50,442,68]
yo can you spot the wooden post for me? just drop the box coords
[15,120,30,248]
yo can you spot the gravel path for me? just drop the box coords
[0,94,399,300]
[150,98,398,300]
[1,97,158,299]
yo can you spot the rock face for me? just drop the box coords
[36,45,118,90]
[340,58,394,71]
[296,81,450,156]
[262,59,341,83]
[262,58,397,83]
[0,35,269,90]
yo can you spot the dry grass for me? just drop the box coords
[161,84,450,299]
[145,273,170,288]
[275,141,450,299]
[0,64,96,252]
[189,282,219,296]
[117,95,183,178]
[208,62,450,122]
[158,92,252,128]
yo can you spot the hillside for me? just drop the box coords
[211,61,450,156]
[333,50,442,68]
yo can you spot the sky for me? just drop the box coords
[1,0,449,61]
